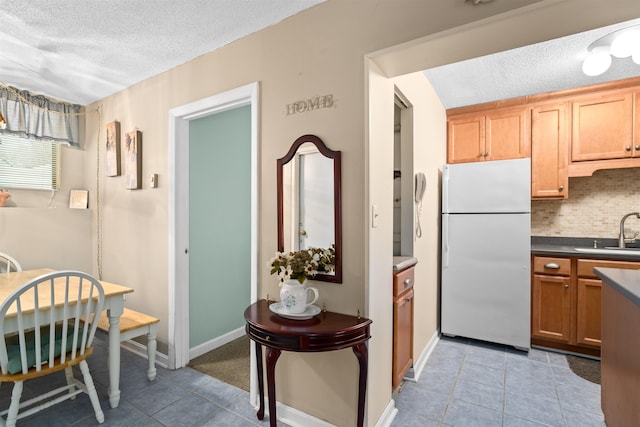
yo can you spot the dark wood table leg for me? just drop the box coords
[353,343,368,427]
[254,341,265,420]
[265,347,282,427]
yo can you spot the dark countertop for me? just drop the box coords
[531,236,640,261]
[594,267,640,307]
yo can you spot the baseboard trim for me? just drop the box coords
[405,330,439,383]
[256,397,336,427]
[189,327,246,359]
[374,399,398,427]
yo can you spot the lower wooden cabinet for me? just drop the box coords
[532,255,640,355]
[393,266,414,390]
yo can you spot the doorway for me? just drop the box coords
[393,91,414,258]
[168,83,259,387]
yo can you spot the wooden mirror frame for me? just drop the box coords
[277,134,342,283]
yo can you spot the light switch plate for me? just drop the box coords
[150,174,158,188]
[371,204,379,228]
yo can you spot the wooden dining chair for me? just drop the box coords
[0,253,21,274]
[0,271,105,426]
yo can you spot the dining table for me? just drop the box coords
[0,268,134,409]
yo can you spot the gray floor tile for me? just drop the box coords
[459,361,504,388]
[562,404,607,427]
[442,399,502,427]
[465,346,507,371]
[0,334,606,427]
[390,408,441,426]
[395,382,449,422]
[391,336,604,427]
[504,392,564,426]
[152,394,224,426]
[452,378,504,412]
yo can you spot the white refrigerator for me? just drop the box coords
[441,158,531,350]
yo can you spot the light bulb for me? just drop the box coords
[582,51,612,76]
[610,29,640,58]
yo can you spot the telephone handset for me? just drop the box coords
[415,172,427,203]
[414,172,426,238]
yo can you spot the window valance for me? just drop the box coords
[0,85,82,148]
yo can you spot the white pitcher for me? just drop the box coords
[280,279,319,314]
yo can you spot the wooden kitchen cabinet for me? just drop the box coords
[531,102,569,199]
[392,266,414,390]
[571,90,635,162]
[447,107,529,164]
[531,257,572,343]
[532,255,640,356]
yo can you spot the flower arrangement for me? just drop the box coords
[270,246,335,284]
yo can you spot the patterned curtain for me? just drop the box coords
[0,85,82,148]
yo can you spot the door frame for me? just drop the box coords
[168,83,259,372]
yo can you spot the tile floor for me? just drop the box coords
[392,336,604,427]
[0,334,603,426]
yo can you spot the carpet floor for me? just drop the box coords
[188,335,251,391]
[566,354,600,384]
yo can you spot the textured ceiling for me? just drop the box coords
[2,3,639,109]
[425,18,640,109]
[1,1,325,105]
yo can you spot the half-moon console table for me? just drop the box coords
[244,299,372,427]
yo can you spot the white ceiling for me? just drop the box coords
[1,1,325,105]
[1,3,639,108]
[425,17,640,109]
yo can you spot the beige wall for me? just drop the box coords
[392,72,446,367]
[6,0,640,425]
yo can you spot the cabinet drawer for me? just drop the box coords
[577,259,640,278]
[533,256,571,275]
[393,267,415,298]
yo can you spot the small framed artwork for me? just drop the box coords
[125,130,142,190]
[69,190,89,209]
[106,121,121,177]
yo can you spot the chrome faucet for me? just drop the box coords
[619,212,640,248]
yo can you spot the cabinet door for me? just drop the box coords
[635,91,640,157]
[485,107,530,161]
[447,114,485,163]
[572,91,634,161]
[576,278,602,348]
[532,274,571,343]
[531,103,569,199]
[393,288,413,389]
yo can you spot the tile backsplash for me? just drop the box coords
[532,168,640,238]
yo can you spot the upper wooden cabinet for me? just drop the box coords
[531,102,569,199]
[571,90,635,162]
[447,107,530,164]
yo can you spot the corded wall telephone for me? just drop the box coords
[415,172,427,203]
[414,172,426,238]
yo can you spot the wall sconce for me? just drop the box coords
[0,112,6,130]
[583,25,640,76]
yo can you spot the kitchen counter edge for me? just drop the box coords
[594,267,640,307]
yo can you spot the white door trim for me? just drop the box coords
[168,83,259,379]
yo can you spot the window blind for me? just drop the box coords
[0,133,60,190]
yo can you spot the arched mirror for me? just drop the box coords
[277,134,342,283]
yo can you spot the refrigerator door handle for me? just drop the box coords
[442,214,449,268]
[442,166,449,213]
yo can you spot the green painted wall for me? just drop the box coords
[188,105,251,347]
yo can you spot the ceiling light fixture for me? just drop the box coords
[583,25,640,76]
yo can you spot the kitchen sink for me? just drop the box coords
[574,247,640,257]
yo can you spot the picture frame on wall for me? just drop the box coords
[125,130,142,190]
[106,121,121,177]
